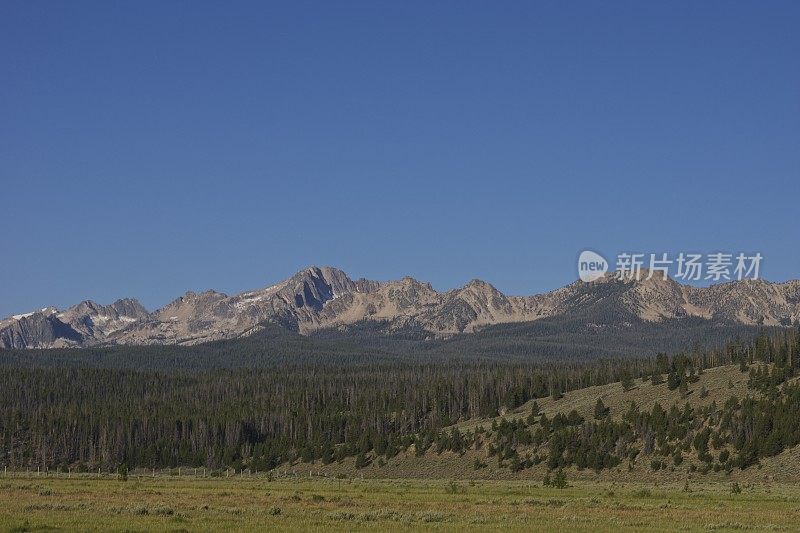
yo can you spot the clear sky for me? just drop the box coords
[1,1,798,317]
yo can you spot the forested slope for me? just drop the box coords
[1,328,798,479]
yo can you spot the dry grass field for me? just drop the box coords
[2,475,800,532]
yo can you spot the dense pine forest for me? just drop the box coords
[0,358,653,471]
[1,325,798,474]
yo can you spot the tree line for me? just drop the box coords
[0,327,797,472]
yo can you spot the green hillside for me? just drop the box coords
[280,361,800,484]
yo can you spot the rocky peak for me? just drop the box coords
[108,298,150,320]
[281,266,357,311]
[0,311,82,349]
[156,290,229,320]
[2,266,799,349]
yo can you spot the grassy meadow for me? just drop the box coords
[1,474,799,532]
[3,364,798,531]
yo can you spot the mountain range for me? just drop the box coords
[1,266,799,350]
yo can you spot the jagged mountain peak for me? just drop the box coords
[177,289,228,300]
[2,267,799,349]
[58,297,149,320]
[389,275,435,292]
[280,266,358,311]
[462,278,492,289]
[108,297,150,317]
[157,290,229,316]
[290,265,352,282]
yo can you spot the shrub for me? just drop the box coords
[354,453,370,469]
[552,469,568,489]
[444,481,465,494]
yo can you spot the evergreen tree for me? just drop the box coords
[526,401,540,425]
[651,369,664,385]
[621,370,634,391]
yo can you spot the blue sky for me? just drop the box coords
[1,1,798,317]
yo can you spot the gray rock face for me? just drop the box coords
[1,267,798,349]
[57,298,152,340]
[0,309,82,349]
[0,298,149,349]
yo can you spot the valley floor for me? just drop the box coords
[1,475,798,532]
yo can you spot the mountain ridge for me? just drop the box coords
[1,266,799,349]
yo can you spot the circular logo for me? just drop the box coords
[578,250,608,282]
